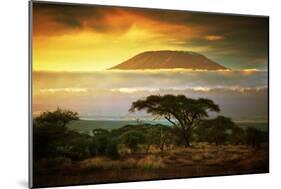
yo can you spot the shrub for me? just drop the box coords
[89,135,120,159]
[246,127,267,149]
[121,131,145,153]
[105,139,120,159]
[95,135,108,154]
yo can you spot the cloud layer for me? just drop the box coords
[33,70,268,121]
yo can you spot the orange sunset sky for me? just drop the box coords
[32,2,268,71]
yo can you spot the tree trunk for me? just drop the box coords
[183,127,191,148]
[160,143,165,153]
[183,134,191,147]
[145,144,151,153]
[184,141,190,147]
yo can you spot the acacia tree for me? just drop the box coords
[129,94,220,147]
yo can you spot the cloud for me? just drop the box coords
[33,69,267,91]
[32,2,269,70]
[109,86,267,94]
[205,35,224,41]
[32,70,268,121]
[39,88,88,93]
[33,3,129,36]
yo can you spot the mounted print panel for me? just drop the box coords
[29,1,269,188]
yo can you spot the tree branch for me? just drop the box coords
[164,114,178,127]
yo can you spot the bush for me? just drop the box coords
[89,135,120,159]
[95,135,108,154]
[33,108,79,160]
[246,127,267,148]
[121,131,145,153]
[105,139,120,159]
[229,126,246,145]
[66,133,92,161]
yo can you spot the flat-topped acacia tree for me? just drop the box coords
[129,94,220,147]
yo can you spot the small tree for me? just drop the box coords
[246,127,265,149]
[130,95,220,147]
[105,139,120,159]
[229,126,246,145]
[121,131,145,153]
[33,108,79,159]
[144,127,159,153]
[89,134,120,159]
[143,125,172,153]
[35,108,79,127]
[92,128,109,136]
[67,132,92,160]
[202,116,234,146]
[95,135,108,155]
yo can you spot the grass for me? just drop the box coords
[137,155,165,169]
[79,154,165,171]
[34,143,268,187]
[76,143,267,172]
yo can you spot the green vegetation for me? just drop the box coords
[66,120,268,134]
[120,130,146,152]
[130,95,220,147]
[33,95,269,188]
[67,120,140,133]
[34,111,268,161]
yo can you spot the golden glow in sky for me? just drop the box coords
[32,3,268,71]
[33,28,191,71]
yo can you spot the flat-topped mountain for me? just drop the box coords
[109,50,227,70]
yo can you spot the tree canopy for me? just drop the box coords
[130,94,220,146]
[34,108,79,127]
[202,116,235,145]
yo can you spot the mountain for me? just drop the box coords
[109,50,227,70]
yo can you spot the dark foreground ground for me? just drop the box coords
[33,143,269,188]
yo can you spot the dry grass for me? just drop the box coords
[137,155,165,169]
[34,143,268,187]
[79,155,165,170]
[192,153,204,162]
[57,144,267,175]
[157,143,266,167]
[80,157,116,170]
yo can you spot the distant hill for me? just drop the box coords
[109,50,227,70]
[67,120,267,134]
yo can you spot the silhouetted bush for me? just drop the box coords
[246,127,267,149]
[105,139,120,159]
[120,130,145,152]
[229,126,246,145]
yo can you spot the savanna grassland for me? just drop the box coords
[33,96,269,188]
[34,143,268,187]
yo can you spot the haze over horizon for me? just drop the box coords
[33,69,268,122]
